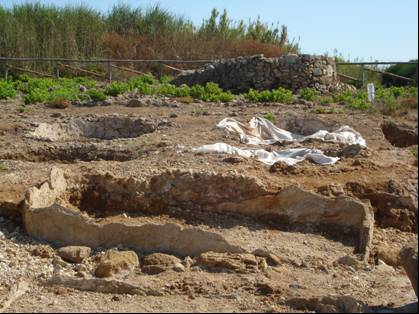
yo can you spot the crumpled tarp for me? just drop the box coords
[217,117,367,147]
[193,117,366,166]
[193,143,340,166]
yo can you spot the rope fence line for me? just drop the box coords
[1,57,417,85]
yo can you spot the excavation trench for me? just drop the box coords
[27,115,160,141]
[23,168,374,259]
[1,145,141,162]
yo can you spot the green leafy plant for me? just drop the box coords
[318,96,334,106]
[246,87,293,103]
[332,90,354,103]
[190,83,234,102]
[105,82,130,96]
[46,89,78,108]
[348,92,371,110]
[130,74,158,88]
[0,80,17,99]
[23,88,49,104]
[300,87,318,101]
[313,107,342,114]
[86,88,107,101]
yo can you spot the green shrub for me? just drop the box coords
[383,61,418,87]
[300,87,318,101]
[349,98,371,110]
[246,87,293,103]
[24,88,49,104]
[105,82,130,96]
[0,81,17,99]
[190,83,233,102]
[159,75,174,84]
[130,75,158,88]
[16,78,55,94]
[173,85,191,97]
[190,85,207,100]
[139,83,158,95]
[318,96,333,106]
[86,89,107,101]
[333,90,354,103]
[47,88,78,108]
[73,77,97,88]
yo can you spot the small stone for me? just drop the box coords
[31,246,54,259]
[58,246,91,264]
[196,252,259,273]
[142,253,183,275]
[126,99,144,107]
[95,250,140,278]
[50,113,63,118]
[183,256,194,268]
[223,156,245,164]
[336,255,360,269]
[374,245,401,267]
[255,282,275,295]
[252,249,282,267]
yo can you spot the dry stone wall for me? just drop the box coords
[172,54,347,93]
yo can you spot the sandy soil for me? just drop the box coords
[0,96,417,313]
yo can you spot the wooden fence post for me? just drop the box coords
[416,63,418,86]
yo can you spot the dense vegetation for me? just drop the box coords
[0,74,417,116]
[0,2,298,68]
[334,52,417,88]
[382,61,418,87]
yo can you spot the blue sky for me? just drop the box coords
[2,0,418,61]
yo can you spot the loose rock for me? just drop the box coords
[142,253,184,275]
[57,246,92,264]
[95,250,140,278]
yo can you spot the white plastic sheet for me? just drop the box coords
[217,117,366,147]
[193,143,340,166]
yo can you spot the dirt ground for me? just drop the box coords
[0,95,418,313]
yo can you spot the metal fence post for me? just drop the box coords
[54,61,60,78]
[416,63,418,86]
[107,61,112,82]
[2,59,9,80]
[157,62,163,80]
[359,64,366,88]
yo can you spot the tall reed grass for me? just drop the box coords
[0,2,299,72]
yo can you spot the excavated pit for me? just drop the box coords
[0,114,172,162]
[275,112,341,136]
[381,121,418,148]
[23,168,374,259]
[27,115,158,141]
